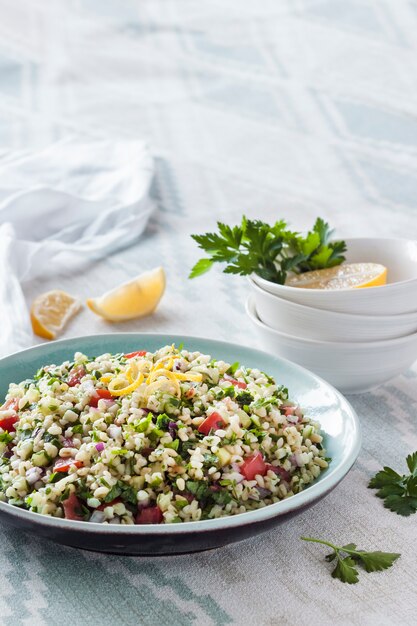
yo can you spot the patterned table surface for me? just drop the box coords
[0,1,417,624]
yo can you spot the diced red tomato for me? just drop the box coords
[135,506,163,524]
[283,406,296,416]
[62,492,84,521]
[89,389,113,408]
[241,451,267,480]
[198,412,225,435]
[67,366,86,387]
[54,458,83,473]
[0,398,19,432]
[97,498,122,511]
[265,463,291,483]
[223,373,247,389]
[125,350,147,358]
[0,415,19,433]
[1,398,19,412]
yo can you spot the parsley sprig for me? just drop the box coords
[301,537,400,584]
[368,451,417,516]
[189,217,346,284]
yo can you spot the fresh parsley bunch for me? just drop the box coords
[189,216,346,284]
[368,451,417,516]
[301,537,400,584]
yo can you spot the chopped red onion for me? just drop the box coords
[256,486,272,498]
[95,442,105,452]
[168,421,178,438]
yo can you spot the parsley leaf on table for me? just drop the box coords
[301,537,400,584]
[189,216,346,285]
[368,451,417,516]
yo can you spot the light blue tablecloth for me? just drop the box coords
[0,1,416,624]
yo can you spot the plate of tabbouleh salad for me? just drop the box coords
[0,334,360,554]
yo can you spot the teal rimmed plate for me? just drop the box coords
[0,334,361,555]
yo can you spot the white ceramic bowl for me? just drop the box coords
[252,238,417,315]
[249,278,417,342]
[246,296,417,393]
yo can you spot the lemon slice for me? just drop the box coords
[87,267,166,322]
[286,263,387,290]
[30,290,81,340]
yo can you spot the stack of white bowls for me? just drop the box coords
[246,238,417,393]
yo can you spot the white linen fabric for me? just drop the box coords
[0,138,154,354]
[0,1,416,625]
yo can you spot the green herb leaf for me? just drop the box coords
[165,439,179,451]
[104,484,123,502]
[211,490,232,505]
[235,391,253,407]
[48,472,61,484]
[134,413,153,433]
[203,452,219,466]
[368,467,402,488]
[406,451,417,475]
[332,557,359,584]
[156,413,171,430]
[189,258,214,279]
[301,537,400,584]
[227,362,240,375]
[185,480,210,501]
[383,494,417,517]
[190,217,346,285]
[353,551,401,573]
[119,484,138,506]
[368,452,417,516]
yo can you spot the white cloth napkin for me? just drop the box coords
[0,137,155,356]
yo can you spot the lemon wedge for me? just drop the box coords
[30,290,81,340]
[87,267,166,321]
[286,263,387,290]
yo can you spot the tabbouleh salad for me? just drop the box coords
[0,344,328,524]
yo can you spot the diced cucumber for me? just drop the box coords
[240,413,251,429]
[217,448,232,467]
[250,414,261,428]
[31,450,50,467]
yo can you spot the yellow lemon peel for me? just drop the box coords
[173,372,203,382]
[146,369,181,397]
[108,372,144,396]
[100,348,200,399]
